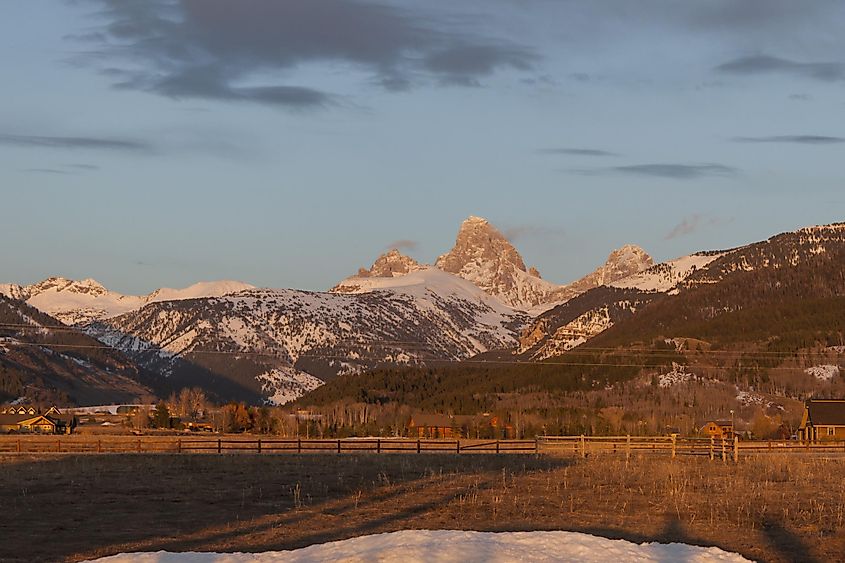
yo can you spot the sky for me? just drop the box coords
[1,0,844,294]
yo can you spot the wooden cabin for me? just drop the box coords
[700,419,734,440]
[798,399,845,441]
[407,414,456,438]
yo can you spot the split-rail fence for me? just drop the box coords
[2,435,844,460]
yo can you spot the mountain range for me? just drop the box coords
[3,217,844,409]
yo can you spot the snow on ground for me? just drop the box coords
[805,364,840,382]
[256,368,324,405]
[86,530,751,563]
[658,363,695,388]
[610,253,725,293]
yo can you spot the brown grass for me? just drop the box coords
[1,452,843,562]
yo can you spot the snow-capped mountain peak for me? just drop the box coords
[0,277,255,325]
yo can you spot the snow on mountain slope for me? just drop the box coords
[609,253,725,293]
[0,277,255,325]
[87,283,529,404]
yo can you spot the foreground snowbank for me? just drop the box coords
[87,530,751,562]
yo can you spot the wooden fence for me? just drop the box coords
[0,436,538,455]
[2,435,845,458]
[538,435,845,461]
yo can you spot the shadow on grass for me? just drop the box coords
[0,453,568,562]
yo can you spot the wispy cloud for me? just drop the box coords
[664,214,733,240]
[502,225,566,241]
[385,239,419,252]
[537,148,619,157]
[574,163,738,179]
[733,135,845,144]
[716,55,845,82]
[22,168,75,175]
[0,133,151,152]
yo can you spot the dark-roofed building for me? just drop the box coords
[0,405,76,434]
[798,400,845,441]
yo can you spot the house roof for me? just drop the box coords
[807,400,845,426]
[0,414,28,426]
[409,414,454,428]
[0,414,56,427]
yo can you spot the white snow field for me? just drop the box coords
[86,530,752,563]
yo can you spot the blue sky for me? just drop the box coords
[2,0,844,294]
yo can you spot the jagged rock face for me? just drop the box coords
[564,245,654,296]
[357,249,423,278]
[434,216,561,309]
[432,216,654,310]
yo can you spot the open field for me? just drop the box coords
[2,453,844,562]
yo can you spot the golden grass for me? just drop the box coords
[1,452,842,562]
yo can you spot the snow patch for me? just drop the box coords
[256,368,324,405]
[85,530,751,562]
[805,365,840,382]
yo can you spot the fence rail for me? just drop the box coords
[2,435,844,458]
[0,436,538,455]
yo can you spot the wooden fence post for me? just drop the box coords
[137,439,142,454]
[257,439,261,454]
[337,439,341,454]
[456,439,460,454]
[97,439,102,454]
[57,439,61,453]
[16,439,21,454]
[496,440,500,454]
[218,438,222,454]
[297,438,301,454]
[710,435,714,461]
[721,437,726,463]
[535,437,539,454]
[377,439,381,454]
[733,436,739,463]
[671,435,676,459]
[417,438,421,454]
[177,439,182,454]
[580,435,586,458]
[626,435,631,463]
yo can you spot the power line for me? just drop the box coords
[1,339,832,372]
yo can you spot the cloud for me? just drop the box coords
[733,135,845,144]
[385,239,419,252]
[665,214,733,240]
[22,168,75,175]
[575,163,738,179]
[537,148,618,157]
[0,133,152,152]
[716,55,845,81]
[71,0,537,108]
[64,163,101,170]
[502,225,566,241]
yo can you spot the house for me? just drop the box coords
[700,419,734,440]
[407,413,515,439]
[0,405,75,434]
[798,399,845,441]
[408,414,456,438]
[0,414,57,434]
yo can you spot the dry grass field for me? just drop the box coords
[1,452,843,562]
